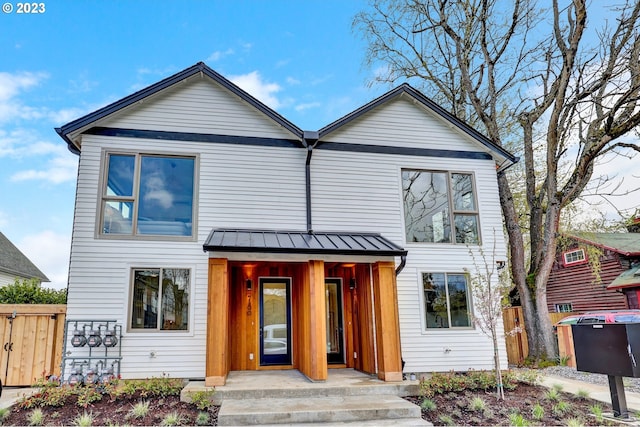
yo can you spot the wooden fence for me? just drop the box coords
[0,304,66,386]
[502,306,575,365]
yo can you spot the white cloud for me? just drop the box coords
[0,71,49,122]
[18,231,70,290]
[11,154,78,184]
[206,48,234,62]
[286,76,301,86]
[230,71,282,109]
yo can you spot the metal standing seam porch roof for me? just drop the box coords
[203,229,407,257]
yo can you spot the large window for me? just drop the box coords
[402,170,479,244]
[101,153,195,237]
[422,272,472,329]
[130,268,190,331]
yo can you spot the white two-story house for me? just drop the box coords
[56,62,516,386]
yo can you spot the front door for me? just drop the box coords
[326,278,345,364]
[259,278,292,365]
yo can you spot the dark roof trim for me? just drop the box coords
[56,62,304,153]
[85,127,304,149]
[318,83,517,164]
[316,140,492,160]
[203,229,407,257]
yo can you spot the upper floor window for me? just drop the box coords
[562,249,586,267]
[422,272,472,329]
[402,170,480,244]
[101,153,195,237]
[130,268,190,331]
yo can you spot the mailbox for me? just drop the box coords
[572,323,640,377]
[572,322,640,419]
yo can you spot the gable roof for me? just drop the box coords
[317,83,518,167]
[567,232,640,257]
[56,62,304,154]
[0,232,49,282]
[56,63,517,168]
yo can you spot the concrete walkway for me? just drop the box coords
[540,374,640,413]
[0,387,36,410]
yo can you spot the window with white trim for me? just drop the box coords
[402,170,480,244]
[130,268,190,331]
[100,153,195,237]
[562,249,586,266]
[422,272,472,328]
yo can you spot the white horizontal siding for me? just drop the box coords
[67,83,510,378]
[311,149,508,373]
[66,134,306,378]
[0,272,20,287]
[323,96,487,153]
[101,77,297,140]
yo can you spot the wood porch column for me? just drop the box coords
[299,259,327,381]
[205,258,230,386]
[372,261,403,382]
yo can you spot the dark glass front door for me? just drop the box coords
[326,278,345,364]
[259,278,292,365]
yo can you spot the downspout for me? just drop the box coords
[303,131,319,233]
[395,255,407,276]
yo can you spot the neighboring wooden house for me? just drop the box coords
[0,231,49,286]
[546,226,640,313]
[56,62,517,385]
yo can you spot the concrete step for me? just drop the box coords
[216,394,424,426]
[182,380,419,405]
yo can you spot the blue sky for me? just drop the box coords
[1,1,638,289]
[1,0,384,289]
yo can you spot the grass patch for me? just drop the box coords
[28,408,45,426]
[531,403,544,420]
[126,400,150,419]
[420,398,437,411]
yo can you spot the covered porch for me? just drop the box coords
[202,229,407,386]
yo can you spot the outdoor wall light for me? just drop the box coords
[103,329,118,347]
[246,279,252,291]
[349,278,356,290]
[71,328,87,347]
[87,329,102,347]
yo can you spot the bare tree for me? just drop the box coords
[355,0,640,359]
[466,232,512,400]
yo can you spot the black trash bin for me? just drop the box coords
[573,323,640,418]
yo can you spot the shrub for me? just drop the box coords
[420,370,518,398]
[190,389,216,410]
[0,278,66,304]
